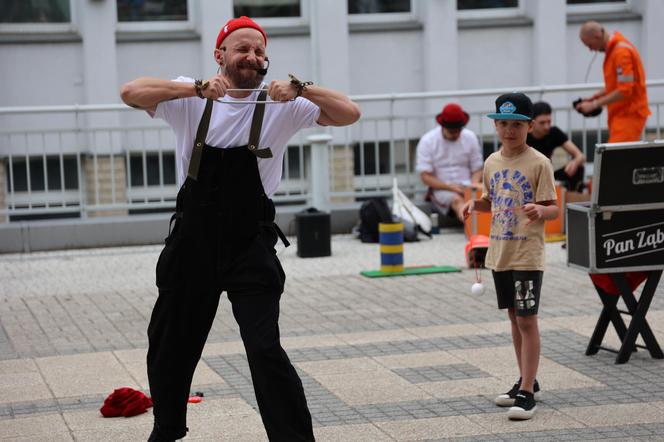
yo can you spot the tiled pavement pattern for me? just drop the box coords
[1,231,663,441]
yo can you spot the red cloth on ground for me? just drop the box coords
[100,387,153,417]
[589,272,649,295]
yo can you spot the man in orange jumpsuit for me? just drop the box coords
[576,21,650,142]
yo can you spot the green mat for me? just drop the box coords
[360,265,461,278]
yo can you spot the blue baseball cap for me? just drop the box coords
[487,92,533,121]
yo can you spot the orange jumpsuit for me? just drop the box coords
[603,32,650,142]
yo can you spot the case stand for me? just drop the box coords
[586,270,663,364]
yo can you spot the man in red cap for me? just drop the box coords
[416,103,484,222]
[121,15,360,442]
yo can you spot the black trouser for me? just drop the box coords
[147,145,314,441]
[147,274,313,441]
[554,164,584,192]
[230,289,313,441]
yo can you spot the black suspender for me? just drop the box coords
[187,88,273,181]
[187,98,214,180]
[247,89,273,159]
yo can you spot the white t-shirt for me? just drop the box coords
[151,77,322,197]
[416,127,483,183]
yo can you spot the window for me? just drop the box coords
[348,0,414,25]
[284,145,303,179]
[457,0,522,19]
[0,0,75,33]
[117,0,188,22]
[6,156,79,193]
[567,0,625,4]
[128,152,176,187]
[348,0,411,14]
[233,0,301,18]
[126,152,177,213]
[566,0,629,15]
[0,0,71,23]
[4,155,80,221]
[457,0,518,9]
[354,142,391,176]
[231,1,307,32]
[116,0,194,32]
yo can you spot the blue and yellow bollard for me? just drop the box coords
[379,222,404,273]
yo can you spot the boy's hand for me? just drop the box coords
[461,200,474,220]
[522,203,543,224]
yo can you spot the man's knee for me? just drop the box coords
[450,195,466,219]
[241,329,282,358]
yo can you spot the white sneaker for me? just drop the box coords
[507,391,537,420]
[495,379,541,407]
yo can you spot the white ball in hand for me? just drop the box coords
[471,282,485,296]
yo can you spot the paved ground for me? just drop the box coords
[1,229,663,441]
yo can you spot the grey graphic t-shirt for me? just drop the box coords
[481,147,557,271]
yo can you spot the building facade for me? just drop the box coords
[2,1,663,107]
[1,0,663,228]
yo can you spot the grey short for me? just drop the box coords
[492,270,543,316]
[430,189,457,210]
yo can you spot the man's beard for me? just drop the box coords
[224,61,264,89]
[443,131,461,141]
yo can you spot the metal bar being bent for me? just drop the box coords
[216,88,295,104]
[214,98,294,105]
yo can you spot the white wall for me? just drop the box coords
[458,27,533,91]
[1,0,662,135]
[0,43,84,105]
[117,42,201,86]
[348,31,423,95]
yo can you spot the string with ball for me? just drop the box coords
[471,252,485,296]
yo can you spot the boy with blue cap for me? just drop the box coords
[462,92,558,420]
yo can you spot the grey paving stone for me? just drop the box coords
[1,235,663,439]
[399,362,489,383]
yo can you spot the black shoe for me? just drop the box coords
[147,429,174,442]
[495,378,541,407]
[507,390,537,420]
[147,424,187,442]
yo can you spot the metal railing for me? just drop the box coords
[1,80,663,222]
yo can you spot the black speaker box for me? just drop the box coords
[295,210,331,258]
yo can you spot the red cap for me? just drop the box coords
[436,103,470,128]
[216,16,267,49]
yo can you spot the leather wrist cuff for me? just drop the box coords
[194,79,209,99]
[288,73,313,98]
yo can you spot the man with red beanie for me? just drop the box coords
[416,103,484,222]
[121,15,360,442]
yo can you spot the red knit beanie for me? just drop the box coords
[216,16,267,49]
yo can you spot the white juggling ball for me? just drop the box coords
[471,282,485,296]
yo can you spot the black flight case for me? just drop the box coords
[566,141,664,363]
